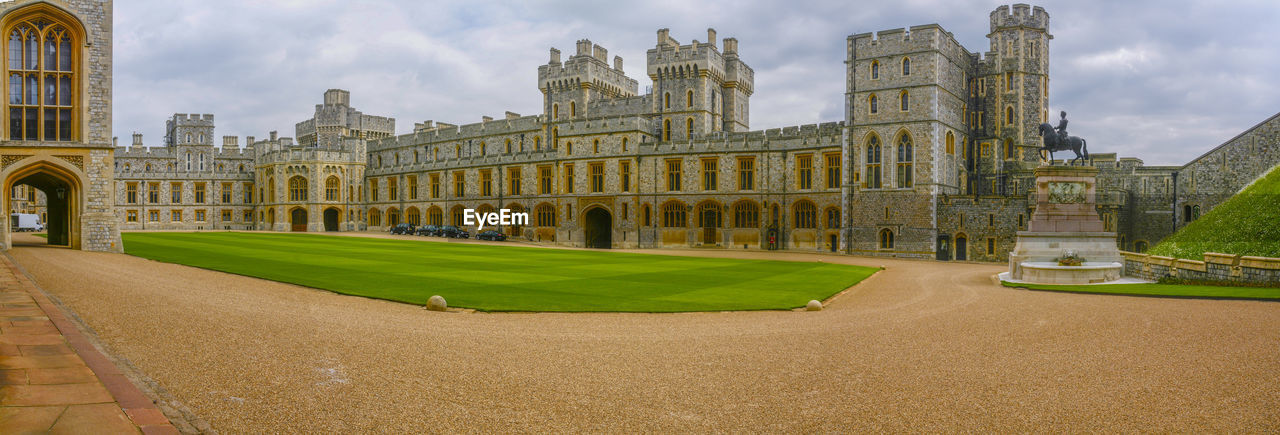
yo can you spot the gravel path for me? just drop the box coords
[9,235,1280,432]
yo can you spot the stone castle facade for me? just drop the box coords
[100,4,1279,260]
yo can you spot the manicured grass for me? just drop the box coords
[121,232,878,312]
[1149,165,1280,259]
[1001,280,1279,300]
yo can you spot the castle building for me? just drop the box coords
[96,4,1280,261]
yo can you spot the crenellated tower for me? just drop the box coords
[646,28,754,142]
[981,4,1051,163]
[538,40,638,124]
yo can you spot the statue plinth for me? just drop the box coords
[1008,166,1122,284]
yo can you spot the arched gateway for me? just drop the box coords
[583,206,612,249]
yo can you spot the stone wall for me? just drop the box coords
[1123,251,1280,287]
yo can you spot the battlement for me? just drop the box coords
[990,4,1049,32]
[323,89,350,106]
[370,114,548,151]
[539,38,638,98]
[169,113,215,125]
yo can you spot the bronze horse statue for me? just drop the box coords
[1037,123,1089,165]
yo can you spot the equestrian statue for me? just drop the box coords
[1037,110,1089,165]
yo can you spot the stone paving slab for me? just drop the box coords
[0,253,177,434]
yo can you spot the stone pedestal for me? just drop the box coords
[1009,166,1122,283]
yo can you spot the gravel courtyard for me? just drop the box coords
[9,234,1280,432]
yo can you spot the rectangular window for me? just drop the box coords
[408,175,418,200]
[508,167,522,195]
[619,161,631,192]
[126,210,138,222]
[170,183,182,203]
[388,177,398,201]
[589,162,604,193]
[538,166,553,194]
[148,183,159,204]
[738,157,755,190]
[986,237,996,255]
[195,210,206,222]
[195,183,206,204]
[825,153,841,189]
[701,158,718,191]
[453,171,465,197]
[797,154,813,190]
[126,183,138,204]
[171,210,182,222]
[148,210,159,222]
[666,159,682,191]
[244,183,253,203]
[481,170,493,196]
[370,181,379,202]
[221,209,232,222]
[222,183,232,203]
[430,173,441,198]
[563,164,575,194]
[243,210,252,222]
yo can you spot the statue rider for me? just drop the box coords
[1055,110,1069,145]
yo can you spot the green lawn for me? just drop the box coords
[120,232,878,312]
[1149,164,1280,259]
[1001,280,1279,300]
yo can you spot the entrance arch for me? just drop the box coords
[290,207,307,232]
[583,206,612,249]
[955,233,968,261]
[4,160,82,249]
[323,208,339,231]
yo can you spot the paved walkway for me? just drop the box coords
[0,252,175,434]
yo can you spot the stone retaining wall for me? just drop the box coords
[1122,251,1280,287]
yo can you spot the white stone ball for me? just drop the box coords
[426,295,447,312]
[806,300,823,311]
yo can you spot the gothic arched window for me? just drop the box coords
[6,10,77,141]
[896,132,913,188]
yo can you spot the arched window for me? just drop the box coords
[686,117,694,138]
[695,201,722,228]
[427,206,443,226]
[879,229,894,249]
[686,89,693,107]
[406,207,420,226]
[868,94,878,114]
[534,136,541,150]
[199,133,204,143]
[793,201,816,229]
[450,206,465,225]
[663,119,671,141]
[1004,139,1015,160]
[732,201,759,228]
[825,207,840,229]
[535,203,556,226]
[621,137,628,152]
[570,101,576,117]
[661,201,687,227]
[185,133,191,143]
[865,135,882,189]
[185,152,191,171]
[325,176,340,201]
[663,92,670,109]
[552,103,559,119]
[288,176,307,201]
[505,139,511,154]
[896,132,913,188]
[899,90,909,111]
[267,177,276,202]
[1005,106,1014,127]
[946,131,955,155]
[6,10,77,141]
[551,128,558,148]
[901,57,910,75]
[592,139,599,154]
[870,60,879,79]
[368,209,381,227]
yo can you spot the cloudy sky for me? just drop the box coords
[114,0,1278,166]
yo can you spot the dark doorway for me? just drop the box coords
[10,172,73,247]
[291,208,307,232]
[955,235,967,261]
[323,208,339,231]
[936,235,951,261]
[702,208,718,245]
[829,234,838,252]
[583,207,612,249]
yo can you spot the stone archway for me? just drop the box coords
[291,207,307,232]
[323,208,339,232]
[583,206,612,249]
[4,160,81,249]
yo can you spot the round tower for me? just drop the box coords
[988,4,1050,162]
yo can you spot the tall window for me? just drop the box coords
[480,170,492,196]
[325,176,340,201]
[430,173,440,198]
[899,90,909,111]
[288,176,307,201]
[946,131,955,155]
[589,162,604,193]
[661,201,686,227]
[865,135,882,189]
[663,119,671,141]
[619,161,631,192]
[794,201,816,229]
[570,101,576,117]
[126,183,137,204]
[244,182,253,203]
[508,167,521,195]
[663,92,670,109]
[869,94,878,114]
[563,164,574,193]
[701,159,717,191]
[1003,139,1015,160]
[536,203,556,226]
[797,154,813,190]
[666,159,682,191]
[879,229,894,249]
[870,60,879,79]
[1005,106,1014,127]
[453,171,465,197]
[538,166,552,194]
[170,182,182,203]
[221,182,231,203]
[896,133,913,188]
[686,117,694,138]
[7,14,75,141]
[148,182,159,203]
[825,153,841,189]
[387,176,398,200]
[901,57,910,75]
[738,157,755,190]
[407,175,418,199]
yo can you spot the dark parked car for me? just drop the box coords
[415,225,440,236]
[476,230,507,241]
[389,223,415,235]
[440,225,470,239]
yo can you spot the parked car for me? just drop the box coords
[476,230,507,241]
[440,225,470,239]
[389,223,415,235]
[415,225,440,236]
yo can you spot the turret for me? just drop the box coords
[538,39,639,122]
[647,28,754,140]
[986,4,1051,163]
